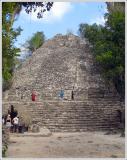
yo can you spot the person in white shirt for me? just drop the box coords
[6,114,12,132]
[13,116,19,133]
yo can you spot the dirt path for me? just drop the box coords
[7,132,125,158]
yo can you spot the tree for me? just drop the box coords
[21,2,53,18]
[105,2,125,98]
[2,2,53,25]
[2,3,23,83]
[78,2,125,98]
[26,31,45,52]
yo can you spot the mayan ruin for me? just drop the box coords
[2,34,124,132]
[2,2,125,158]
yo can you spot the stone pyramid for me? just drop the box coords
[3,34,123,132]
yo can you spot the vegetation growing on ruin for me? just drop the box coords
[25,31,45,53]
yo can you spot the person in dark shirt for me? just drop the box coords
[71,90,74,100]
[71,86,74,100]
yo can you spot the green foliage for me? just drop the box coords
[78,2,125,98]
[2,2,53,21]
[26,32,45,52]
[2,126,9,157]
[2,3,22,83]
[21,2,53,18]
[2,145,8,157]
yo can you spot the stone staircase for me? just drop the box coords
[3,98,122,132]
[2,34,124,132]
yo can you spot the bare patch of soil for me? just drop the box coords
[7,132,125,158]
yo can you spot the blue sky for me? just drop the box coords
[13,2,107,54]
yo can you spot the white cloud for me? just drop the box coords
[20,46,29,53]
[90,16,105,26]
[22,2,73,23]
[17,46,30,59]
[104,7,108,13]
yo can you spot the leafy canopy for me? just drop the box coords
[26,32,45,52]
[78,2,125,98]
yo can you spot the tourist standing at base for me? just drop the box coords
[6,114,11,131]
[10,105,18,123]
[18,116,25,133]
[2,116,5,125]
[13,116,19,133]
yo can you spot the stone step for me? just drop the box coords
[27,109,119,114]
[48,128,117,132]
[47,125,118,131]
[46,123,119,128]
[29,113,117,118]
[31,113,117,118]
[40,121,119,125]
[3,98,122,102]
[33,117,119,123]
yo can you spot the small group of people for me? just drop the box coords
[3,114,19,133]
[2,105,25,133]
[31,89,74,101]
[19,89,74,101]
[59,88,74,100]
